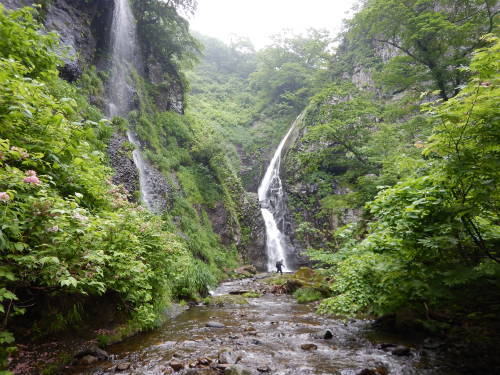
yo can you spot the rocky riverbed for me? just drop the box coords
[66,274,446,375]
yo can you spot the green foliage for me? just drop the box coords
[0,6,238,366]
[347,0,497,100]
[311,36,500,318]
[250,29,333,110]
[293,287,324,304]
[0,5,59,79]
[131,0,200,72]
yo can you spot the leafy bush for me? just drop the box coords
[312,37,500,318]
[293,288,324,304]
[0,6,235,366]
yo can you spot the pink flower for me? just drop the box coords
[73,212,89,222]
[0,192,10,202]
[25,170,37,177]
[47,226,59,233]
[10,146,29,159]
[23,176,41,185]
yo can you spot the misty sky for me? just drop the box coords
[189,0,360,49]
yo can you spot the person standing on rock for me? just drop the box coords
[276,260,284,274]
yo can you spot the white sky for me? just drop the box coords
[189,0,361,49]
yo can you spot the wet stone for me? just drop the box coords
[324,329,334,339]
[206,321,225,328]
[218,350,237,364]
[301,343,318,350]
[224,365,252,375]
[391,345,411,356]
[115,362,131,371]
[169,361,185,371]
[79,355,98,365]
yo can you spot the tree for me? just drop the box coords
[350,0,498,100]
[131,0,201,71]
[250,29,333,110]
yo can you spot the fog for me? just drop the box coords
[190,0,360,48]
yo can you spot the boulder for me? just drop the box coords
[74,345,109,361]
[234,265,257,276]
[79,355,98,365]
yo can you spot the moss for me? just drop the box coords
[206,295,248,307]
[242,291,262,298]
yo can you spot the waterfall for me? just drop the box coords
[108,0,166,213]
[258,114,302,272]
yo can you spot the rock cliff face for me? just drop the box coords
[2,0,186,199]
[108,132,140,201]
[281,99,364,263]
[239,192,267,270]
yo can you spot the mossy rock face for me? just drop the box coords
[295,267,316,281]
[205,295,249,307]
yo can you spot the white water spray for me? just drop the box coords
[258,114,303,272]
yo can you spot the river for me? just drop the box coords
[68,275,446,375]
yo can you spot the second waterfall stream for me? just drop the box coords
[258,114,303,272]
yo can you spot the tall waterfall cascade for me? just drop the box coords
[108,0,165,213]
[258,114,303,272]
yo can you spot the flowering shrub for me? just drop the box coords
[0,6,231,370]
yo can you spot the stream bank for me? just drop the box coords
[65,275,448,375]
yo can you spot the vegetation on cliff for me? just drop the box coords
[0,4,238,372]
[279,1,500,356]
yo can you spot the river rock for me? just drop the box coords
[391,345,411,356]
[324,329,333,339]
[116,362,131,371]
[301,343,318,350]
[229,290,251,295]
[185,369,218,375]
[79,355,98,365]
[224,365,252,375]
[218,350,237,364]
[357,367,388,375]
[74,345,109,361]
[206,321,225,328]
[257,366,271,372]
[169,361,185,371]
[234,265,257,276]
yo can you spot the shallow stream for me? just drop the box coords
[68,275,445,375]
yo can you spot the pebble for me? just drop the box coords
[301,343,318,350]
[206,321,225,328]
